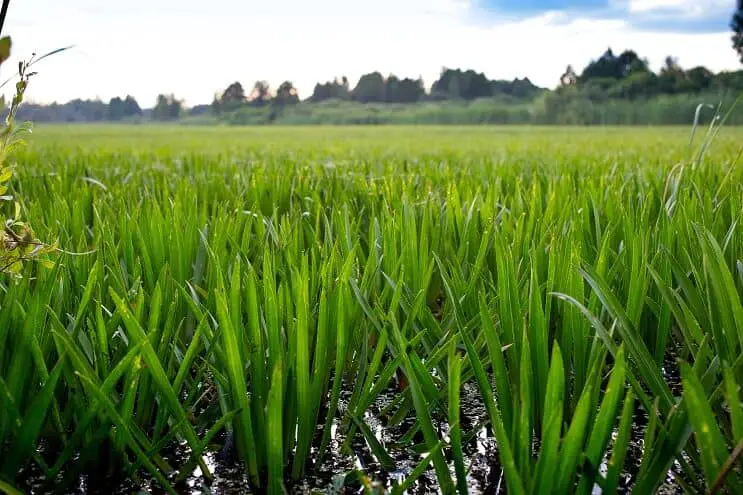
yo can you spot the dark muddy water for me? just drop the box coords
[16,379,687,494]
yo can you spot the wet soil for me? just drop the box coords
[14,382,499,495]
[14,375,686,495]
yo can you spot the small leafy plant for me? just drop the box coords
[0,27,66,276]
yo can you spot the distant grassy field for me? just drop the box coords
[2,124,742,494]
[27,124,742,154]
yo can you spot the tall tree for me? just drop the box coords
[211,94,222,116]
[617,50,649,77]
[431,68,492,100]
[579,48,623,81]
[396,77,425,103]
[152,95,168,120]
[352,72,386,103]
[220,81,246,110]
[310,82,328,102]
[658,56,684,94]
[152,94,182,121]
[274,81,299,106]
[660,56,682,75]
[310,77,350,102]
[107,95,140,121]
[684,66,713,92]
[123,95,142,117]
[560,65,578,87]
[733,0,743,63]
[108,96,124,120]
[385,74,400,103]
[248,80,271,107]
[504,77,542,98]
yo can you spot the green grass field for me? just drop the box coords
[1,125,742,494]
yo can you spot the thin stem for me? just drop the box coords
[709,436,743,494]
[0,0,10,38]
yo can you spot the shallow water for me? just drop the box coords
[16,379,687,494]
[16,382,500,494]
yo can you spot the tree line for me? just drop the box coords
[558,50,743,98]
[10,50,743,124]
[7,5,743,125]
[171,0,743,123]
[14,95,142,123]
[210,69,542,113]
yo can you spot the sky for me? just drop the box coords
[2,0,740,106]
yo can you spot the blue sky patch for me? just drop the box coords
[476,0,735,34]
[480,0,607,14]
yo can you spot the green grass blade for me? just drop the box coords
[577,346,627,494]
[74,373,177,495]
[534,343,565,494]
[448,341,467,494]
[681,362,736,489]
[109,288,210,480]
[267,360,286,495]
[605,388,635,494]
[209,260,259,486]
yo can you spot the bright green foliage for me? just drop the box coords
[0,38,57,277]
[0,125,741,494]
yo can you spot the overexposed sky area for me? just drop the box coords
[3,0,740,106]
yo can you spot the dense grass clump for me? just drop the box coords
[1,126,742,494]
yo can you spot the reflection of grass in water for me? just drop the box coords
[2,125,743,494]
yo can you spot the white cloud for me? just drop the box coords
[626,0,730,17]
[2,0,740,106]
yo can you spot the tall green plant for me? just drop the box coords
[0,3,67,276]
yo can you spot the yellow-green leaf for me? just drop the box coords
[0,37,11,65]
[0,168,12,183]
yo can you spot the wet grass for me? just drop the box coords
[1,125,743,494]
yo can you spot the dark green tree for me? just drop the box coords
[310,82,328,101]
[153,95,168,120]
[431,69,492,100]
[152,94,167,120]
[211,94,221,116]
[274,81,299,106]
[579,48,619,81]
[352,72,386,103]
[714,70,743,91]
[123,95,142,117]
[494,77,542,98]
[617,50,650,77]
[733,1,743,63]
[248,81,271,107]
[152,94,181,121]
[310,77,350,102]
[658,56,684,94]
[396,77,425,103]
[108,96,124,120]
[384,74,399,102]
[607,72,658,99]
[67,99,107,121]
[220,81,246,111]
[578,48,645,82]
[684,66,714,92]
[560,65,578,87]
[339,76,350,95]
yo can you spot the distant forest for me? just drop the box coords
[13,48,743,125]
